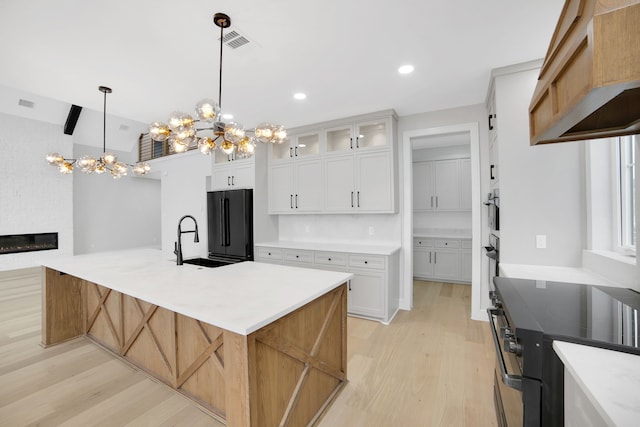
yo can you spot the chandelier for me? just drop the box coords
[46,86,151,178]
[147,12,288,158]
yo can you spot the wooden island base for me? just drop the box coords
[42,267,347,426]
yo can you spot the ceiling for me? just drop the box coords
[0,0,564,142]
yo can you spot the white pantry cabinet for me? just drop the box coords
[255,243,400,324]
[412,237,471,283]
[413,158,470,211]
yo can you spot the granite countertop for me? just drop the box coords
[41,248,352,336]
[553,341,640,426]
[413,228,472,239]
[255,240,401,255]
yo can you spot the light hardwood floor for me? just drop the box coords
[0,270,497,426]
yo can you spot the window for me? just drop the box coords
[615,135,636,255]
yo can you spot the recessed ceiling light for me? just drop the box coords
[398,65,414,74]
[222,113,233,120]
[293,93,307,100]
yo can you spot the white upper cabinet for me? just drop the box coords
[211,150,255,190]
[268,110,397,215]
[325,118,390,154]
[413,158,470,212]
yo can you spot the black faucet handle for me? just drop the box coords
[174,241,178,255]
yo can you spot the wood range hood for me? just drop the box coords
[529,0,640,145]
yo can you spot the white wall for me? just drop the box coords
[149,151,212,261]
[494,68,584,267]
[0,112,74,270]
[72,143,161,254]
[278,214,400,244]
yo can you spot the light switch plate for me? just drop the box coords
[536,235,547,249]
[368,226,375,236]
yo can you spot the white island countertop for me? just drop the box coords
[553,341,640,426]
[41,248,352,336]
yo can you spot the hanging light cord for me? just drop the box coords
[102,88,107,153]
[218,18,224,110]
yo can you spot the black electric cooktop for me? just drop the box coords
[494,277,640,355]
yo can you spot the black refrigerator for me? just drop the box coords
[206,189,253,263]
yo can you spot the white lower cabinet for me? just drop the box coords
[256,245,399,324]
[348,268,385,319]
[413,238,471,283]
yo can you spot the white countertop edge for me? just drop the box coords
[499,263,622,287]
[255,240,400,255]
[412,228,472,239]
[553,341,640,427]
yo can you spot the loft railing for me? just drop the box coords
[138,133,199,162]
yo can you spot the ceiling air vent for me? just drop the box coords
[220,28,250,50]
[18,99,34,108]
[119,124,129,131]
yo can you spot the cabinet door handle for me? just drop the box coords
[429,252,432,264]
[227,176,231,186]
[295,194,298,208]
[348,281,352,291]
[488,114,495,130]
[430,196,434,208]
[490,164,495,180]
[350,137,353,149]
[436,196,439,208]
[351,191,354,207]
[434,252,437,264]
[356,137,359,148]
[290,194,293,209]
[357,191,360,207]
[289,147,293,158]
[231,176,235,186]
[295,146,298,157]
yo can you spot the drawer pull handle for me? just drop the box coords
[296,255,299,258]
[364,261,368,264]
[328,258,332,261]
[268,252,271,256]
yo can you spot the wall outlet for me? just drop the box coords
[368,226,375,236]
[536,235,547,249]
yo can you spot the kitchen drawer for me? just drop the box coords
[413,238,434,247]
[284,249,314,264]
[314,251,347,267]
[434,239,459,249]
[257,247,283,261]
[461,239,472,249]
[349,254,385,270]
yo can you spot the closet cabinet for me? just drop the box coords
[413,158,470,211]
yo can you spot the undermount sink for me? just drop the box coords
[182,258,231,268]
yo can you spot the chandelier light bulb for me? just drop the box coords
[103,152,117,165]
[195,99,220,122]
[45,152,64,165]
[94,161,106,174]
[197,137,216,155]
[149,122,170,142]
[221,139,235,155]
[224,122,245,143]
[132,162,151,175]
[59,161,73,174]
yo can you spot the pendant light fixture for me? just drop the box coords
[147,12,288,158]
[46,86,151,178]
